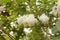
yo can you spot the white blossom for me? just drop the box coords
[17,14,38,26]
[0,30,2,32]
[53,23,56,26]
[0,5,6,12]
[23,28,32,34]
[4,27,6,29]
[54,17,56,20]
[36,0,40,5]
[25,2,28,5]
[50,0,60,17]
[17,16,24,25]
[38,13,49,24]
[52,17,57,22]
[10,22,15,27]
[48,28,54,36]
[26,5,30,11]
[10,22,17,28]
[9,31,13,36]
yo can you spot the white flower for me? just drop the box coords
[36,0,40,5]
[38,13,49,24]
[23,28,32,34]
[53,17,57,20]
[52,17,57,22]
[26,5,30,11]
[4,27,6,29]
[0,5,6,12]
[53,23,56,26]
[25,2,28,5]
[10,22,17,28]
[10,22,15,27]
[48,28,54,36]
[23,14,38,26]
[56,0,60,5]
[9,31,13,36]
[17,14,38,26]
[17,16,24,25]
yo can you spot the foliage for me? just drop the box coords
[0,0,60,40]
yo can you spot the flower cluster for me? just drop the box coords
[17,13,50,27]
[0,5,6,12]
[50,0,60,17]
[38,13,49,24]
[17,14,38,26]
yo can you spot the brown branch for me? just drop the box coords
[0,27,16,40]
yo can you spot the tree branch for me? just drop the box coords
[0,27,16,40]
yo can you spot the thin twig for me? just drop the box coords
[0,27,16,40]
